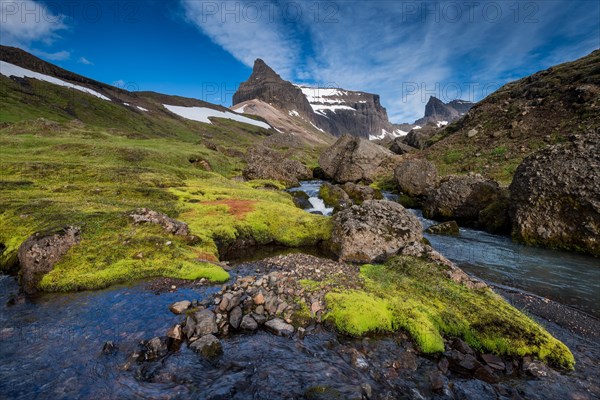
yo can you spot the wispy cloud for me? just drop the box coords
[78,57,93,65]
[179,0,599,122]
[0,0,67,47]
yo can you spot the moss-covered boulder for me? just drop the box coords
[319,182,351,211]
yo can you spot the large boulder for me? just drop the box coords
[330,200,423,262]
[389,137,416,155]
[17,226,81,294]
[318,135,399,183]
[402,126,439,149]
[394,159,439,198]
[243,145,312,186]
[423,175,509,233]
[509,134,600,256]
[340,182,383,204]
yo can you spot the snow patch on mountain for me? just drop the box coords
[369,128,408,141]
[163,104,270,129]
[137,106,149,112]
[0,61,111,101]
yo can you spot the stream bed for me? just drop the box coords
[1,180,599,399]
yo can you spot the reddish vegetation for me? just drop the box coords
[195,252,219,262]
[203,199,257,219]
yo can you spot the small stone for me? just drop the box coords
[252,313,267,325]
[229,306,243,329]
[169,300,191,315]
[166,324,183,341]
[452,338,475,355]
[481,354,505,371]
[165,241,172,246]
[361,383,372,399]
[310,301,322,315]
[264,318,294,337]
[189,334,223,359]
[523,359,549,378]
[429,371,444,392]
[102,341,118,354]
[276,302,289,315]
[192,310,218,336]
[255,305,265,315]
[240,315,258,331]
[438,357,449,374]
[219,294,231,311]
[474,365,500,384]
[253,292,265,305]
[170,285,177,290]
[297,327,306,340]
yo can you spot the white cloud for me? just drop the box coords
[180,0,599,123]
[33,49,70,61]
[78,57,93,65]
[112,79,126,88]
[0,0,67,47]
[180,0,300,78]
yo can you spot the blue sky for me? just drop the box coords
[1,0,599,122]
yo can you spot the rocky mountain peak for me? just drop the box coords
[415,96,474,126]
[249,58,282,82]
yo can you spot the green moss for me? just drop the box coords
[324,257,575,370]
[443,150,463,164]
[325,290,394,336]
[0,119,331,292]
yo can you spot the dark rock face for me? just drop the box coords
[129,208,190,236]
[233,59,315,120]
[331,200,423,262]
[318,135,399,183]
[301,86,395,139]
[394,159,439,198]
[290,190,311,209]
[509,134,600,256]
[17,226,81,294]
[232,58,398,140]
[243,145,312,186]
[423,175,509,233]
[389,138,416,155]
[414,96,474,126]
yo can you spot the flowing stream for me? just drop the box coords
[0,180,598,399]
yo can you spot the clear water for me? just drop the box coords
[291,181,600,318]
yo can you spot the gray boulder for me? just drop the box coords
[394,159,439,198]
[331,200,423,262]
[426,221,460,236]
[17,226,81,294]
[264,318,294,337]
[509,134,600,256]
[389,138,416,155]
[423,175,508,233]
[243,145,312,187]
[318,135,399,183]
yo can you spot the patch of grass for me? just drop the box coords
[324,257,575,369]
[443,150,463,164]
[491,146,507,157]
[0,119,331,291]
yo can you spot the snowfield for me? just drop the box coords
[0,61,111,101]
[163,104,270,129]
[137,106,149,112]
[311,104,356,115]
[369,128,408,141]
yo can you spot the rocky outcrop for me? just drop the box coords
[243,145,312,186]
[129,208,190,236]
[232,59,315,120]
[394,159,439,198]
[17,226,81,294]
[330,200,424,262]
[318,135,399,183]
[414,96,474,126]
[298,85,396,139]
[423,175,509,233]
[509,134,600,256]
[402,126,440,149]
[340,182,382,204]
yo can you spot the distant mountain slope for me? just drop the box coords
[0,45,274,140]
[414,96,474,127]
[232,59,404,140]
[424,49,600,182]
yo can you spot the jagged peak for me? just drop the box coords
[249,58,281,81]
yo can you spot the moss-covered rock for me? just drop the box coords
[425,221,460,235]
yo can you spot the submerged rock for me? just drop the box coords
[509,134,600,256]
[290,190,312,209]
[425,221,460,235]
[330,200,423,262]
[17,225,81,294]
[189,334,223,359]
[169,300,191,315]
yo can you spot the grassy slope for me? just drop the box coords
[0,81,330,290]
[423,50,600,184]
[324,256,574,370]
